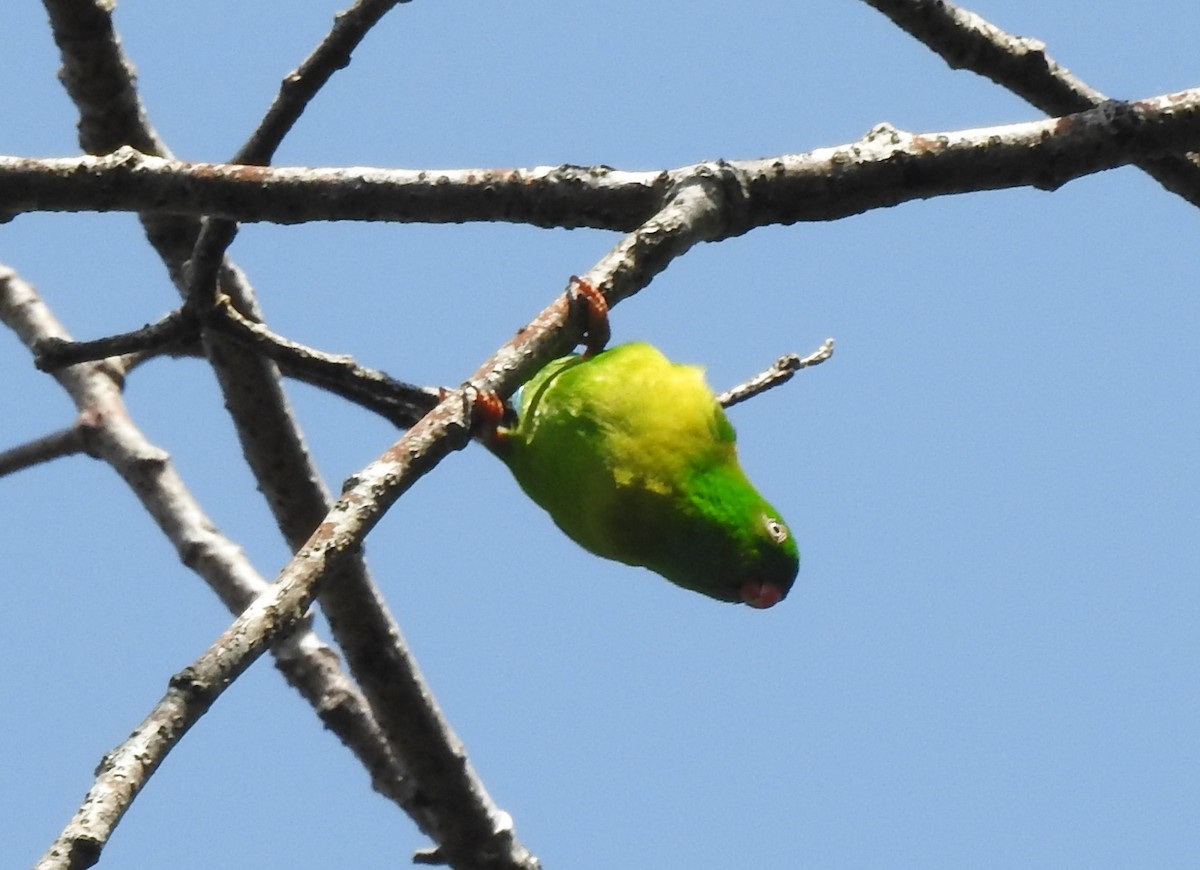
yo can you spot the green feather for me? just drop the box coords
[495,342,799,608]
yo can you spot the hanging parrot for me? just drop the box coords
[487,337,799,609]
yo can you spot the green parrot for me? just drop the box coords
[490,341,799,608]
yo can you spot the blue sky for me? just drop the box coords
[3,2,1198,868]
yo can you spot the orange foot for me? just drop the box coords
[569,275,610,359]
[471,388,508,445]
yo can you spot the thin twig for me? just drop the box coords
[183,218,240,311]
[34,305,197,371]
[189,0,412,318]
[209,298,441,428]
[860,0,1200,208]
[0,426,87,476]
[208,302,834,430]
[234,0,410,167]
[716,338,835,410]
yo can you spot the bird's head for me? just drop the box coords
[736,511,799,609]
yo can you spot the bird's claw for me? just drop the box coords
[470,387,508,444]
[568,275,610,359]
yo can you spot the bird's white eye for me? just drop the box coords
[763,515,789,543]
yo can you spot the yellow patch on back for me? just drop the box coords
[588,344,730,491]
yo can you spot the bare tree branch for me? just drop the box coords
[41,0,170,159]
[39,1,542,865]
[193,4,552,864]
[13,2,1193,867]
[1,264,414,863]
[27,374,532,868]
[860,0,1200,207]
[210,297,443,428]
[102,293,831,434]
[5,89,1200,228]
[0,148,662,228]
[234,0,412,167]
[29,145,747,868]
[0,426,88,476]
[187,298,831,432]
[34,305,197,371]
[28,388,480,869]
[716,339,836,410]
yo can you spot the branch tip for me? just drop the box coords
[716,337,835,410]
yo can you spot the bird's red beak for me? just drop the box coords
[740,580,785,609]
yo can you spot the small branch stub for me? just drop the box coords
[716,338,835,409]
